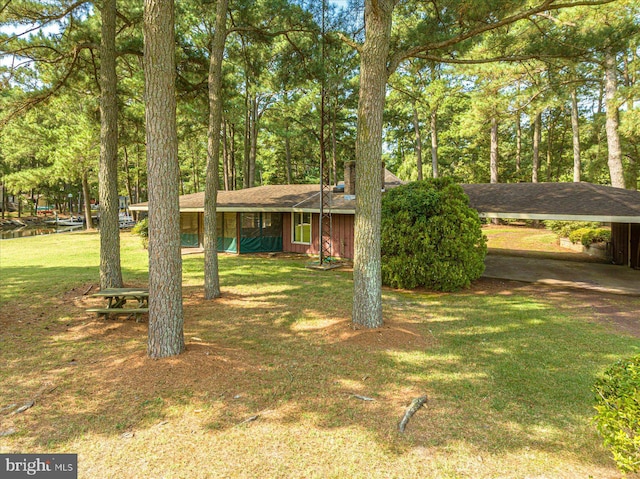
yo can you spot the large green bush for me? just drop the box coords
[381,178,487,291]
[593,355,640,473]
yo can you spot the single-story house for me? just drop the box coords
[130,175,640,269]
[130,165,402,259]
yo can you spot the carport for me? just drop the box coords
[462,182,640,269]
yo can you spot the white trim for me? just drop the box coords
[291,211,312,245]
[479,212,640,223]
[130,205,355,215]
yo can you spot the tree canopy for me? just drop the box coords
[2,0,639,338]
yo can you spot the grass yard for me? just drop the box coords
[483,223,607,262]
[1,231,640,478]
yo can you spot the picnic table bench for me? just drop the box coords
[87,288,149,322]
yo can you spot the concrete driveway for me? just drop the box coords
[483,252,640,296]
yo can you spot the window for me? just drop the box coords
[241,213,261,238]
[180,213,199,247]
[292,212,311,244]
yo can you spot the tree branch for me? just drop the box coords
[412,52,585,65]
[388,0,617,74]
[0,0,11,16]
[1,44,85,128]
[1,0,90,46]
[337,32,362,53]
[6,0,89,24]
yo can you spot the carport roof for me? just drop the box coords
[461,182,640,223]
[130,179,640,224]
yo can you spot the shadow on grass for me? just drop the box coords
[2,255,639,472]
[488,247,609,263]
[0,265,149,306]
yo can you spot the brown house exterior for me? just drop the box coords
[131,171,403,259]
[131,179,640,268]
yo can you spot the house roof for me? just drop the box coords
[461,182,640,223]
[130,170,405,214]
[130,177,640,224]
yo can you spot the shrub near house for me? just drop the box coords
[593,354,640,474]
[568,227,611,247]
[381,178,487,291]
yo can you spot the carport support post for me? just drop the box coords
[629,223,632,268]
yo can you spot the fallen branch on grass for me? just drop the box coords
[237,415,259,426]
[12,400,34,415]
[398,395,428,433]
[352,394,375,401]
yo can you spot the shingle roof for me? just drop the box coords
[130,170,405,214]
[178,184,321,212]
[461,182,640,223]
[131,177,640,224]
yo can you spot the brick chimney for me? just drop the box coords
[343,161,386,196]
[344,161,356,196]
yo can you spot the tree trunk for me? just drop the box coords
[628,155,638,191]
[136,136,143,203]
[532,112,541,183]
[124,146,134,205]
[144,0,185,358]
[192,153,199,193]
[229,122,236,189]
[546,115,554,182]
[285,125,292,184]
[249,95,258,186]
[411,101,423,181]
[515,111,522,173]
[331,106,338,186]
[1,183,5,220]
[490,117,499,184]
[430,109,438,179]
[222,119,230,190]
[604,50,626,188]
[82,170,94,229]
[99,0,123,289]
[243,87,251,188]
[204,0,227,300]
[571,88,581,182]
[352,0,393,329]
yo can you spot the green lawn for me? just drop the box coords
[1,231,639,478]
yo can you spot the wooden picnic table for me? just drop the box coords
[87,288,149,321]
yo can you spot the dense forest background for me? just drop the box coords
[1,0,639,213]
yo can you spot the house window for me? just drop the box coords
[292,212,311,244]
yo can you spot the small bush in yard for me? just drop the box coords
[568,227,611,246]
[545,220,601,238]
[381,178,486,291]
[131,217,149,249]
[593,355,640,474]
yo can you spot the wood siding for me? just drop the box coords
[611,223,640,268]
[282,213,354,259]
